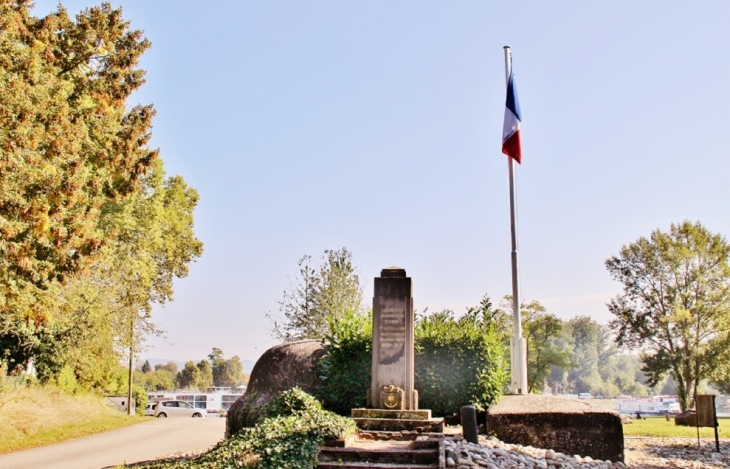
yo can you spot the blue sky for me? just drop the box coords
[34,1,730,363]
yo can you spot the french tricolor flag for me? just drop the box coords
[502,70,522,164]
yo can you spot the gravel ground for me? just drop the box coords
[443,435,729,469]
[128,435,730,469]
[624,437,729,469]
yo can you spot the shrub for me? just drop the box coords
[132,385,148,416]
[56,365,79,394]
[315,305,507,418]
[315,311,372,414]
[415,309,507,415]
[266,385,322,418]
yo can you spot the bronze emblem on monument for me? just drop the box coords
[380,385,405,410]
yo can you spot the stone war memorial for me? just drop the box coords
[350,267,442,431]
[318,267,446,468]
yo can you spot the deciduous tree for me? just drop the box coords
[0,1,157,324]
[606,221,730,411]
[196,359,213,390]
[207,348,245,388]
[0,3,202,391]
[177,361,200,390]
[272,248,364,341]
[499,297,572,393]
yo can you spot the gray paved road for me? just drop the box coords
[0,417,225,469]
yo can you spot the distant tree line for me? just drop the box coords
[275,223,730,413]
[136,348,248,392]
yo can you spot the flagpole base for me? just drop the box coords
[510,337,528,395]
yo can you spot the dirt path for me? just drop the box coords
[0,417,225,469]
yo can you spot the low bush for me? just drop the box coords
[132,384,148,416]
[129,388,356,469]
[415,309,507,415]
[315,311,372,414]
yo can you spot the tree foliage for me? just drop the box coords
[0,2,203,393]
[520,301,572,393]
[209,348,246,388]
[177,361,200,390]
[564,316,611,393]
[272,248,364,341]
[0,1,156,316]
[606,221,730,410]
[196,359,214,390]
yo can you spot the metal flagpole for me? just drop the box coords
[504,46,528,394]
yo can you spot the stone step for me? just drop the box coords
[317,436,445,469]
[354,417,444,433]
[317,463,437,469]
[351,408,432,420]
[319,447,438,465]
[358,431,444,442]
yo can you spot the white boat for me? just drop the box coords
[148,386,245,416]
[615,395,681,415]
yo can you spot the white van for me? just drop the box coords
[154,400,206,418]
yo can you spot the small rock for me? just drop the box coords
[446,457,455,467]
[545,449,556,460]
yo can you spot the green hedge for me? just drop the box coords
[315,308,507,418]
[415,309,506,414]
[315,312,372,414]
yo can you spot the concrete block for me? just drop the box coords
[486,395,624,463]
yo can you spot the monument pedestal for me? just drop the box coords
[351,408,444,433]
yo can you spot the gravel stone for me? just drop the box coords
[443,435,730,469]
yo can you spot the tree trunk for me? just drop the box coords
[127,345,134,415]
[127,315,134,416]
[674,371,689,412]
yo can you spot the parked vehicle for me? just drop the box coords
[578,393,594,399]
[148,387,243,417]
[615,396,681,415]
[154,400,206,418]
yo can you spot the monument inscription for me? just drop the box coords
[378,308,405,364]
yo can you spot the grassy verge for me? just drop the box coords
[0,383,148,454]
[623,416,729,438]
